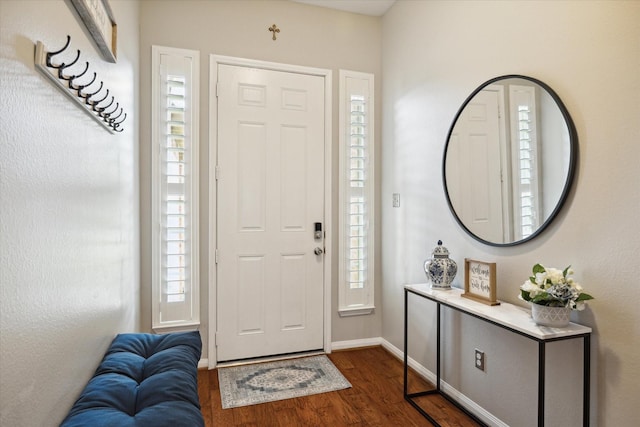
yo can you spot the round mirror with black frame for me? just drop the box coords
[443,75,577,246]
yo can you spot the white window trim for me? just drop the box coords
[151,45,200,332]
[338,69,375,317]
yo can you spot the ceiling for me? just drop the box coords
[290,0,396,16]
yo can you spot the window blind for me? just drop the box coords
[510,85,540,241]
[152,46,199,330]
[338,70,375,316]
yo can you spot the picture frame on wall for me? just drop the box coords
[462,259,500,306]
[69,0,117,63]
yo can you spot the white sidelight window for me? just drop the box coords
[338,70,375,316]
[151,46,200,331]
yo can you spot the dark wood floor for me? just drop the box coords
[197,346,482,426]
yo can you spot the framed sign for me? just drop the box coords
[69,0,117,62]
[462,259,500,306]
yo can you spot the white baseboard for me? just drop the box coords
[198,358,209,369]
[331,337,383,351]
[335,337,508,427]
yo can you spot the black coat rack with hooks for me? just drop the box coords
[34,35,126,133]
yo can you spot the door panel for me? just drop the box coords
[237,122,266,230]
[216,64,325,362]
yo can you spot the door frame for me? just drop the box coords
[208,55,332,368]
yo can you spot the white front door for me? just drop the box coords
[215,63,326,362]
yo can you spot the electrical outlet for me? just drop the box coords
[392,193,400,208]
[475,349,485,371]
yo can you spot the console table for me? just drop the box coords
[403,284,591,427]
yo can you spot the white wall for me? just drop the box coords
[0,1,140,425]
[138,0,383,360]
[382,1,639,426]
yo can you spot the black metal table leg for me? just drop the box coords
[583,334,590,427]
[404,289,408,397]
[436,303,441,392]
[538,341,545,427]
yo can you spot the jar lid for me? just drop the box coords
[432,240,450,258]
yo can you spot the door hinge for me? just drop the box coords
[215,249,219,264]
[214,332,218,347]
[216,82,220,98]
[215,165,220,180]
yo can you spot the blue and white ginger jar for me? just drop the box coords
[424,240,457,289]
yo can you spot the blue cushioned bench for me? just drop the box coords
[60,331,204,427]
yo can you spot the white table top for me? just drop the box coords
[405,283,592,340]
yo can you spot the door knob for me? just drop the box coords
[314,247,324,255]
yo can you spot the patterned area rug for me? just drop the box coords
[217,355,352,409]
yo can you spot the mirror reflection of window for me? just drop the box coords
[509,85,541,240]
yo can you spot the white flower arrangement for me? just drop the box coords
[520,264,594,310]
